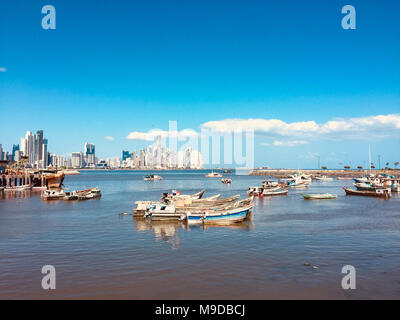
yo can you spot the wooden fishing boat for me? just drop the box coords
[263,188,288,196]
[134,194,240,216]
[76,187,101,200]
[315,176,333,181]
[343,187,391,199]
[205,171,222,178]
[144,174,163,181]
[221,178,232,184]
[302,193,337,200]
[45,172,65,189]
[289,182,308,189]
[141,198,251,221]
[194,194,221,201]
[247,187,264,197]
[262,180,279,188]
[41,189,66,201]
[63,187,101,201]
[162,189,205,201]
[185,204,253,225]
[4,185,31,192]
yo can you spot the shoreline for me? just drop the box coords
[249,169,400,178]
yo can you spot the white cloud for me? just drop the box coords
[261,140,309,147]
[126,129,198,141]
[105,136,114,141]
[0,67,6,72]
[201,114,400,142]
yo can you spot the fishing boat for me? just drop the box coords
[337,177,353,180]
[221,178,232,184]
[185,204,253,225]
[162,189,205,201]
[247,187,264,197]
[263,188,288,196]
[205,171,222,178]
[262,180,279,188]
[289,182,308,189]
[353,177,369,183]
[41,189,66,201]
[31,186,47,192]
[134,195,242,217]
[343,187,391,199]
[144,174,163,181]
[302,193,337,200]
[64,190,79,200]
[0,187,4,192]
[314,176,333,181]
[4,185,31,192]
[45,172,65,189]
[391,186,400,193]
[76,187,102,200]
[223,170,233,173]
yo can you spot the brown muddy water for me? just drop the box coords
[1,170,400,299]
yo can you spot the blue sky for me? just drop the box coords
[0,0,399,168]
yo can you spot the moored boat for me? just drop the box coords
[343,187,391,199]
[144,174,163,181]
[315,176,333,181]
[247,187,264,197]
[263,188,288,196]
[205,171,222,178]
[185,204,253,225]
[302,193,337,200]
[41,189,66,201]
[4,185,31,192]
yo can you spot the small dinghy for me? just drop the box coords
[302,193,337,200]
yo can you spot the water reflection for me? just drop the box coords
[133,216,254,249]
[134,218,186,249]
[0,190,32,200]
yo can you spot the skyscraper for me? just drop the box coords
[84,143,96,167]
[71,152,83,168]
[36,130,44,161]
[11,144,19,162]
[122,150,130,161]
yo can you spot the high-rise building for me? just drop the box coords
[11,144,20,162]
[36,130,44,161]
[42,139,48,168]
[84,143,96,167]
[0,144,3,160]
[71,152,83,168]
[122,150,131,161]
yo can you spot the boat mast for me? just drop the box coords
[368,144,372,171]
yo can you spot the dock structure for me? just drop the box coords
[0,173,33,188]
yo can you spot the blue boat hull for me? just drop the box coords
[187,206,253,225]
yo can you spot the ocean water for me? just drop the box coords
[1,170,400,299]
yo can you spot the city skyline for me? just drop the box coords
[1,1,399,168]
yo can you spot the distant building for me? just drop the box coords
[122,150,131,161]
[84,143,96,167]
[71,152,84,168]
